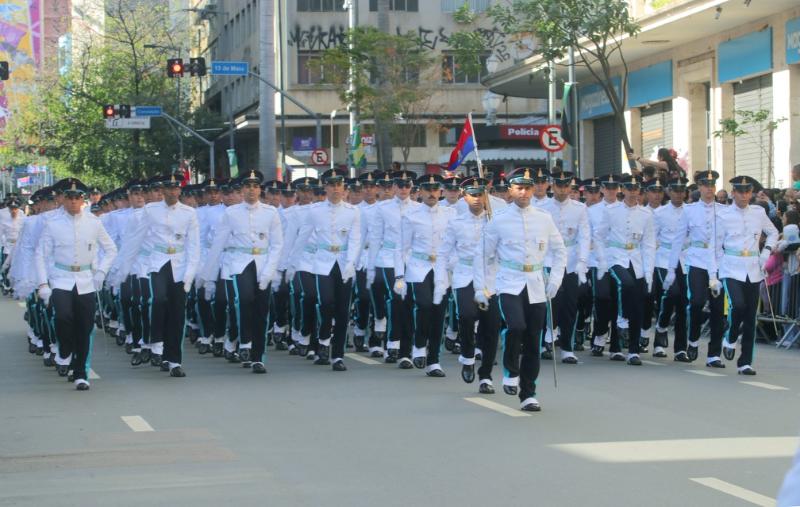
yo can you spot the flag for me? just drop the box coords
[561,82,576,146]
[447,117,476,172]
[17,176,31,187]
[227,149,239,178]
[349,124,367,170]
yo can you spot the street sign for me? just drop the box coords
[134,106,162,117]
[105,118,151,129]
[310,149,329,166]
[541,125,566,152]
[210,61,249,76]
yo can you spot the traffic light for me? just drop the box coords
[188,57,206,77]
[102,104,132,119]
[103,104,116,119]
[0,61,8,81]
[167,58,184,78]
[118,104,131,118]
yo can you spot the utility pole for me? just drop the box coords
[547,50,556,172]
[259,0,277,179]
[346,0,358,177]
[568,46,579,177]
[277,0,287,179]
[375,0,393,171]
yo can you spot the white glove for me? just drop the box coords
[366,268,376,286]
[38,285,52,305]
[663,269,676,291]
[204,281,216,301]
[646,276,653,294]
[709,277,722,298]
[183,279,193,293]
[575,262,587,285]
[545,281,559,299]
[258,277,270,291]
[273,270,284,287]
[474,289,489,307]
[286,268,296,283]
[93,271,105,291]
[393,277,407,299]
[759,249,771,271]
[341,264,355,284]
[596,267,607,281]
[433,286,446,305]
[110,284,118,296]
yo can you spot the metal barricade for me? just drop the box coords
[759,250,800,349]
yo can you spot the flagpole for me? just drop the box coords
[468,112,492,220]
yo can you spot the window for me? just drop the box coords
[441,0,490,13]
[298,0,346,11]
[369,0,419,12]
[439,125,463,147]
[441,53,488,84]
[297,51,325,84]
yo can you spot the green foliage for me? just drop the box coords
[0,0,222,188]
[452,3,478,25]
[650,0,676,10]
[713,109,787,139]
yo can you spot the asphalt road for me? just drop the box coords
[1,296,799,507]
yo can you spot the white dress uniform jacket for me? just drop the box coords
[653,203,686,270]
[356,200,378,271]
[474,203,566,303]
[594,201,656,282]
[35,208,117,294]
[435,209,491,291]
[668,200,723,273]
[368,196,421,270]
[201,201,283,282]
[396,203,454,283]
[293,199,361,277]
[586,200,610,269]
[283,204,317,274]
[539,197,590,274]
[714,204,778,283]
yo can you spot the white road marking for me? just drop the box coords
[344,353,382,365]
[641,360,665,366]
[464,397,530,418]
[88,369,100,380]
[17,302,25,308]
[690,477,774,506]
[121,415,154,432]
[685,369,726,377]
[552,436,799,463]
[740,381,789,391]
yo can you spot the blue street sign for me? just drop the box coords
[134,106,163,117]
[211,61,249,76]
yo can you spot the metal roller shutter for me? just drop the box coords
[733,75,773,184]
[640,101,673,159]
[593,115,622,175]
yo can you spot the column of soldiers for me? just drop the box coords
[8,167,777,411]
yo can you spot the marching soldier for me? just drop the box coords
[195,178,226,355]
[474,167,566,412]
[714,176,778,375]
[352,172,380,355]
[291,169,360,371]
[594,174,656,366]
[269,181,296,351]
[115,172,200,378]
[201,170,282,374]
[34,179,117,390]
[663,170,725,366]
[394,174,454,375]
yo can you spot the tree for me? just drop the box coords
[313,25,440,171]
[713,109,787,187]
[0,0,222,188]
[450,0,641,172]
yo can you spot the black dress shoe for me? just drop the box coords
[224,351,241,363]
[125,343,133,355]
[503,385,518,396]
[652,349,668,358]
[115,334,125,346]
[140,349,152,363]
[212,343,224,357]
[475,352,483,361]
[67,372,74,382]
[130,352,143,366]
[723,344,736,361]
[252,362,267,374]
[296,344,308,357]
[370,350,383,358]
[76,382,90,391]
[541,349,553,360]
[353,336,365,352]
[314,356,330,366]
[591,346,604,357]
[520,400,541,412]
[609,353,626,362]
[198,343,210,354]
[288,346,299,356]
[412,357,426,369]
[452,342,461,354]
[738,367,757,376]
[461,364,475,383]
[398,358,413,369]
[561,356,578,365]
[28,342,37,354]
[43,356,54,368]
[169,366,186,377]
[332,361,347,372]
[242,361,252,368]
[707,359,725,368]
[674,352,692,363]
[574,341,585,352]
[306,352,318,361]
[444,338,455,352]
[35,347,44,356]
[160,361,170,372]
[56,365,68,377]
[640,346,650,354]
[150,354,162,367]
[385,349,398,364]
[239,348,251,363]
[426,368,446,378]
[275,341,288,351]
[627,356,642,366]
[479,383,495,394]
[687,345,699,361]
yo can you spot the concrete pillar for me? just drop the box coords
[580,119,595,177]
[623,109,634,174]
[713,82,735,188]
[772,68,793,188]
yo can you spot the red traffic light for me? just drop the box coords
[167,58,184,78]
[103,104,116,118]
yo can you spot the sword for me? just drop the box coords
[95,288,110,357]
[544,272,558,389]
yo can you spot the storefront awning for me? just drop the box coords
[437,148,549,164]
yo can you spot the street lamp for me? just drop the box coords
[482,91,502,126]
[330,109,337,170]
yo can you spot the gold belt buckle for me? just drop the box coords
[167,247,177,254]
[429,254,436,262]
[625,243,634,250]
[330,245,341,253]
[70,265,81,272]
[252,247,263,255]
[741,249,750,257]
[522,264,534,272]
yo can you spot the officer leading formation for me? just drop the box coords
[6,167,779,412]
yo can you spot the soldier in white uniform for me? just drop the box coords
[34,179,117,390]
[663,170,725,365]
[201,170,283,374]
[115,172,200,377]
[715,175,778,374]
[269,181,296,351]
[540,171,590,364]
[291,169,360,370]
[436,177,500,392]
[474,167,566,412]
[352,172,380,355]
[194,178,226,355]
[594,174,656,366]
[1,196,25,293]
[394,174,454,375]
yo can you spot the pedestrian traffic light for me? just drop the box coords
[188,57,206,77]
[103,104,116,119]
[118,104,131,118]
[0,61,9,81]
[167,58,184,78]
